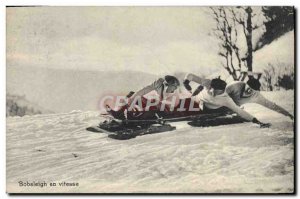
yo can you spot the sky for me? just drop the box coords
[6,6,294,112]
[6,6,223,76]
[7,6,294,76]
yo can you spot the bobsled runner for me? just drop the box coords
[86,95,246,140]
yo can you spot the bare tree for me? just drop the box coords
[210,7,240,80]
[262,63,276,91]
[210,6,265,80]
[261,62,294,91]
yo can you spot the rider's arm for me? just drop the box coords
[192,85,204,96]
[223,95,270,127]
[223,96,254,121]
[252,92,294,119]
[183,73,211,92]
[131,78,164,99]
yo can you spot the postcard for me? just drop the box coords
[6,6,295,194]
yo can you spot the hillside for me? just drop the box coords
[253,31,294,73]
[7,66,158,113]
[6,90,294,193]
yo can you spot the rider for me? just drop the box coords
[183,73,294,127]
[107,75,181,120]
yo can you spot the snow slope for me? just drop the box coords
[253,31,294,73]
[6,91,294,193]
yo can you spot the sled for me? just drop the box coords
[107,123,176,140]
[87,96,245,140]
[188,114,247,127]
[104,96,233,121]
[87,110,241,140]
[86,119,176,140]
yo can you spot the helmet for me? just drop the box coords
[247,77,261,91]
[210,77,227,90]
[164,75,180,86]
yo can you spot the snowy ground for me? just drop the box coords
[6,91,294,193]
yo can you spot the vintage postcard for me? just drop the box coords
[6,6,295,194]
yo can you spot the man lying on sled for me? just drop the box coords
[106,75,236,121]
[106,75,187,120]
[183,73,294,128]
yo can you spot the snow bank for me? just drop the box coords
[6,91,294,193]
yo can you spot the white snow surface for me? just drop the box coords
[6,91,294,193]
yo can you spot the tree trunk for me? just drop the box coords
[245,7,253,72]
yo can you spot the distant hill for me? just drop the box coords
[7,66,159,113]
[6,93,53,117]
